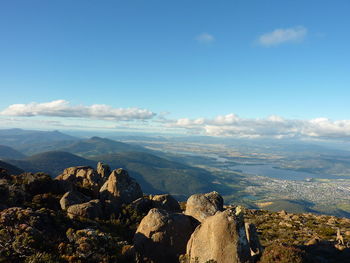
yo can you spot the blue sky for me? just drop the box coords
[0,0,350,138]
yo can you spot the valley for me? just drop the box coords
[1,128,350,217]
[117,136,350,216]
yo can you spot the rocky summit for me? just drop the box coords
[0,163,350,263]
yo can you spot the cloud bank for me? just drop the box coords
[2,101,350,140]
[258,26,307,47]
[166,114,350,139]
[0,100,156,121]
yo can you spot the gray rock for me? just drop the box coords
[134,208,199,263]
[67,199,103,219]
[151,194,181,212]
[97,162,111,179]
[56,166,103,197]
[186,208,252,263]
[185,191,223,222]
[99,168,142,205]
[59,191,90,210]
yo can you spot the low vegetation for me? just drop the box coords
[1,164,350,262]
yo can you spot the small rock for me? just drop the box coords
[327,217,337,225]
[151,194,181,212]
[279,210,288,216]
[60,191,90,210]
[67,199,103,219]
[305,237,320,246]
[279,221,293,228]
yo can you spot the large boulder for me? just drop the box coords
[134,208,199,263]
[151,194,181,213]
[186,208,252,263]
[99,168,142,205]
[67,199,103,219]
[185,191,223,222]
[59,191,90,210]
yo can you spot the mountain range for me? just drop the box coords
[0,130,219,199]
[1,128,350,215]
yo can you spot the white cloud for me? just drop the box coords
[165,114,350,139]
[196,33,215,44]
[3,101,350,140]
[258,26,307,47]
[0,100,156,121]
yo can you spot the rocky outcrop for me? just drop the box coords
[67,199,103,219]
[185,191,223,222]
[59,191,90,210]
[99,168,142,205]
[151,194,181,212]
[97,162,111,179]
[186,208,251,263]
[4,160,350,263]
[56,166,103,197]
[134,208,199,263]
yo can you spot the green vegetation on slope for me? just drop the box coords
[0,145,26,159]
[0,160,24,175]
[0,128,78,155]
[4,150,221,199]
[256,199,316,214]
[6,151,97,176]
[59,136,151,157]
[92,152,216,199]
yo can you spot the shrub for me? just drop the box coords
[259,243,309,263]
[24,252,61,263]
[317,226,335,238]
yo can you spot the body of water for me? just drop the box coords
[230,164,350,181]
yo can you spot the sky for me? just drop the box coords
[0,0,350,139]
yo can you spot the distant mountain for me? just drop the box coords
[6,151,96,176]
[0,129,78,155]
[5,149,218,199]
[92,152,217,199]
[0,145,26,159]
[0,128,77,142]
[59,136,152,157]
[0,160,24,175]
